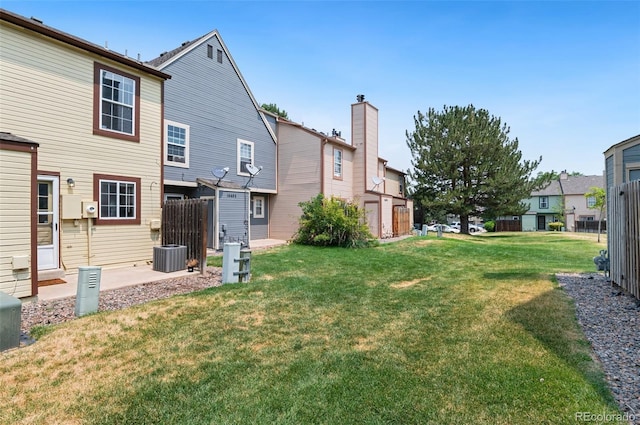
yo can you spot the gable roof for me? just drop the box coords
[1,8,170,80]
[531,179,562,196]
[604,134,640,155]
[278,118,355,150]
[147,30,276,143]
[559,175,604,195]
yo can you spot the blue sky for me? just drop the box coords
[4,0,639,176]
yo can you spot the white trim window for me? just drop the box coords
[586,196,596,208]
[165,121,189,167]
[237,139,254,176]
[100,70,135,135]
[164,193,185,202]
[333,148,343,178]
[253,196,265,218]
[628,163,640,181]
[100,179,136,219]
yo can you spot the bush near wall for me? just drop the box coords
[293,194,376,248]
[548,222,564,231]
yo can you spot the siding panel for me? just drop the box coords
[0,149,33,297]
[160,35,276,191]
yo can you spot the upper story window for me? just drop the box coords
[217,49,223,63]
[586,196,596,208]
[207,44,213,59]
[237,139,254,176]
[94,174,141,225]
[333,148,343,179]
[165,121,189,167]
[93,63,140,142]
[539,196,549,209]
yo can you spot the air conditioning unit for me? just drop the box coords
[0,292,22,351]
[153,245,187,273]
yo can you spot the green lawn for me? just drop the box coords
[1,232,618,424]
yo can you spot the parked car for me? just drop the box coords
[430,224,459,233]
[449,222,485,233]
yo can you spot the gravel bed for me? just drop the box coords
[557,272,640,423]
[21,267,223,335]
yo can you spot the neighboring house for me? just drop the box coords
[604,134,640,187]
[604,134,640,299]
[0,9,169,298]
[520,180,563,231]
[147,30,277,250]
[270,96,412,240]
[559,172,605,232]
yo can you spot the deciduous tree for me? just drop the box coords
[585,186,606,242]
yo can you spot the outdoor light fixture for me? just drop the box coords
[67,178,75,187]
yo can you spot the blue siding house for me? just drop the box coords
[148,30,277,249]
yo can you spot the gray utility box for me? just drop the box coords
[0,291,21,351]
[222,243,251,284]
[75,266,102,317]
[153,244,187,273]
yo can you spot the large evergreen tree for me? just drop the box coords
[406,104,548,234]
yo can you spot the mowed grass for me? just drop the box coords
[1,232,618,424]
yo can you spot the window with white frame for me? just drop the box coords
[100,180,135,219]
[165,121,189,167]
[629,165,640,181]
[539,196,549,209]
[94,174,140,224]
[253,196,265,218]
[100,69,135,134]
[237,139,254,175]
[93,63,140,142]
[164,193,184,202]
[333,148,343,178]
[586,196,596,208]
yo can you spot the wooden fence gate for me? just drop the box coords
[393,206,411,237]
[608,180,639,299]
[161,199,208,274]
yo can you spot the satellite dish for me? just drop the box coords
[211,167,229,186]
[211,167,229,179]
[372,176,383,186]
[245,164,262,176]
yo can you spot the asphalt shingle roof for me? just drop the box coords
[559,175,604,195]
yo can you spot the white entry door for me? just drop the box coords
[37,176,59,270]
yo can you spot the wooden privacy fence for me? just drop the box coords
[496,219,522,232]
[608,180,639,299]
[575,220,607,233]
[161,199,208,274]
[393,206,411,237]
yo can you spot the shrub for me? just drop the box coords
[483,220,496,232]
[293,194,376,248]
[548,222,564,231]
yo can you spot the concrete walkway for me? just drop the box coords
[35,239,288,302]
